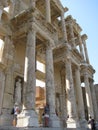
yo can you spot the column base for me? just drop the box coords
[0,113,13,126]
[79,119,88,130]
[66,118,80,129]
[49,114,61,127]
[17,109,39,127]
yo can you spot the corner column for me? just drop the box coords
[45,0,51,23]
[90,79,98,121]
[45,42,60,127]
[17,29,39,127]
[65,58,80,128]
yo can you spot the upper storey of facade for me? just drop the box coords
[0,0,94,71]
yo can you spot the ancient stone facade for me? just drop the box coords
[0,0,98,130]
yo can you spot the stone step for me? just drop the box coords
[0,126,77,130]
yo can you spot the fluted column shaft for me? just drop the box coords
[61,11,67,42]
[45,0,51,23]
[84,73,94,117]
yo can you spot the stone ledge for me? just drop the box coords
[0,126,79,130]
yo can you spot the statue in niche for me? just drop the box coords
[56,94,61,117]
[15,78,22,105]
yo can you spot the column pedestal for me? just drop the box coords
[67,118,80,129]
[17,110,39,127]
[49,114,61,127]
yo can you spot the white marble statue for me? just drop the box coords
[15,78,22,104]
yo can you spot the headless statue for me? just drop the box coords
[15,78,22,104]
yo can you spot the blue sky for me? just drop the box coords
[60,0,98,84]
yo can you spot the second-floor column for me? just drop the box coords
[45,0,51,23]
[82,34,90,64]
[29,0,36,8]
[17,28,39,127]
[78,34,84,59]
[14,0,20,16]
[61,11,68,43]
[45,41,60,127]
[68,21,75,48]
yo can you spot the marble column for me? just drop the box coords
[29,0,36,8]
[0,36,15,126]
[65,58,80,128]
[75,67,87,129]
[45,0,51,23]
[45,42,60,127]
[61,11,68,43]
[14,0,20,16]
[78,34,84,59]
[8,0,15,18]
[17,29,39,127]
[84,72,94,118]
[68,21,75,48]
[0,64,5,115]
[60,69,67,127]
[0,5,3,21]
[90,79,98,121]
[82,34,90,64]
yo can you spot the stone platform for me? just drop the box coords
[0,126,78,130]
